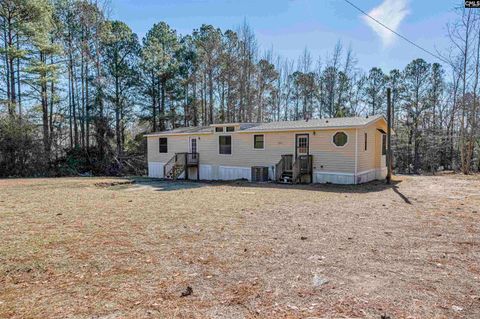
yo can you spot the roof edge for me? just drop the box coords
[144,132,213,137]
[144,115,387,137]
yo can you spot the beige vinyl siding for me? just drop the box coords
[310,129,356,173]
[357,126,377,173]
[147,135,190,162]
[375,119,388,169]
[147,128,357,174]
[374,130,383,168]
[357,119,388,173]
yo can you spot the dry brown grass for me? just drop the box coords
[0,175,479,318]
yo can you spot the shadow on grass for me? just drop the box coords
[126,177,204,192]
[126,176,409,201]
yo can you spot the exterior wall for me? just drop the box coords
[147,135,191,163]
[146,118,388,184]
[357,125,377,173]
[147,128,358,181]
[356,119,387,183]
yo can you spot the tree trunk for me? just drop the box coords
[115,72,121,155]
[208,70,214,124]
[152,72,157,132]
[69,51,78,147]
[160,77,166,131]
[85,60,90,150]
[40,52,50,161]
[7,16,16,115]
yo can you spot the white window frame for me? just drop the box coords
[159,137,168,153]
[364,132,368,151]
[218,135,232,155]
[331,131,349,148]
[189,136,199,153]
[253,134,265,150]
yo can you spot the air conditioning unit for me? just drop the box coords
[251,166,269,182]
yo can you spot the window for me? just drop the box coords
[297,135,309,154]
[159,138,168,153]
[215,127,224,133]
[333,132,348,147]
[254,135,264,149]
[191,138,197,153]
[226,126,235,132]
[219,136,232,154]
[382,134,387,155]
[364,133,368,151]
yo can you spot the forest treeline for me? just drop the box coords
[0,0,479,177]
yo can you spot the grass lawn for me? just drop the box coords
[0,175,479,318]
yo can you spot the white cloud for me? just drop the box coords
[363,0,409,47]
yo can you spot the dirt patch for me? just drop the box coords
[0,175,479,318]
[94,180,135,188]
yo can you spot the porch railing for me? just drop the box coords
[292,155,313,183]
[164,152,199,180]
[186,152,199,166]
[275,154,293,181]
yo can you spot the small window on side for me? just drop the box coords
[333,132,348,147]
[382,134,387,155]
[364,133,368,151]
[219,136,232,154]
[226,126,235,132]
[215,127,224,133]
[254,135,264,149]
[159,138,168,153]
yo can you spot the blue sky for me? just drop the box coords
[111,0,459,72]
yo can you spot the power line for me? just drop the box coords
[342,0,450,65]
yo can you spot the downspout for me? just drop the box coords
[354,128,358,184]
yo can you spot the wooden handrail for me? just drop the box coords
[186,152,199,165]
[164,154,177,178]
[275,157,283,181]
[292,160,300,184]
[164,152,200,180]
[275,154,293,181]
[292,155,313,183]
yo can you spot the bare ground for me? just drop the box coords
[0,175,479,318]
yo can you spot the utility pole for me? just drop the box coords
[386,87,392,184]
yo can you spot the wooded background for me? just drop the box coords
[1,1,479,177]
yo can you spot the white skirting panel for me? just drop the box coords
[268,166,275,180]
[376,167,387,179]
[148,162,385,184]
[356,168,387,184]
[314,168,386,185]
[313,171,355,184]
[218,166,251,181]
[198,164,251,181]
[356,169,376,184]
[148,162,165,178]
[199,165,213,180]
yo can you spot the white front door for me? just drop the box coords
[296,134,309,158]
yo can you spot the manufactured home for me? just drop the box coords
[145,115,388,184]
